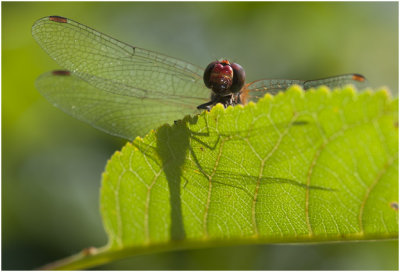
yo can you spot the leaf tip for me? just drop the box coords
[288,84,305,93]
[224,105,234,113]
[279,85,305,100]
[134,135,144,142]
[236,103,246,109]
[257,92,274,105]
[317,85,332,93]
[246,100,258,109]
[209,103,226,114]
[125,142,133,148]
[331,85,356,98]
[101,171,109,181]
[355,88,393,105]
[286,85,306,99]
[375,87,392,99]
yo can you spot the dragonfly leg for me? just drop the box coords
[197,100,215,111]
[197,93,241,111]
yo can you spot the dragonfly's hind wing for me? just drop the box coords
[242,74,368,103]
[303,73,367,90]
[241,79,305,103]
[36,71,203,140]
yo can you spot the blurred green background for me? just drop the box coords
[2,2,398,270]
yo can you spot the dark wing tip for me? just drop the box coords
[52,70,71,76]
[49,16,68,23]
[351,73,366,82]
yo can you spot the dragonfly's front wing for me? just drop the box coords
[32,16,210,102]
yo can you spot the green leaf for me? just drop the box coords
[47,86,399,269]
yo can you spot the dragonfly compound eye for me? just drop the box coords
[230,62,245,93]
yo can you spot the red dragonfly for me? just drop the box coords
[32,16,367,140]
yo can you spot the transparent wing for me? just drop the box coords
[36,71,201,140]
[242,74,368,103]
[242,79,305,102]
[32,16,210,104]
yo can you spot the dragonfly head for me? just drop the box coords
[203,60,245,96]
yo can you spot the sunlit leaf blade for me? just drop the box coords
[101,86,398,253]
[45,86,397,269]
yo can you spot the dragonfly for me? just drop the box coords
[32,16,368,141]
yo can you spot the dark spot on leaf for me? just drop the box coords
[394,121,398,129]
[293,120,308,126]
[390,202,398,211]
